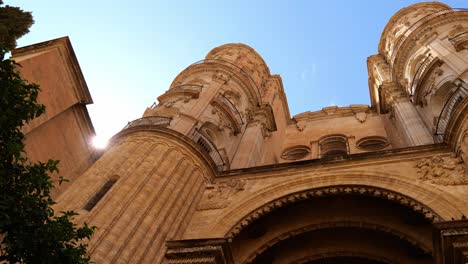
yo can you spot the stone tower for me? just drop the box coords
[23,1,467,263]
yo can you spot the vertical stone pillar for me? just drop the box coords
[55,129,212,264]
[381,82,433,146]
[231,105,276,169]
[230,121,265,169]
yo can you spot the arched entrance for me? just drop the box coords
[232,192,435,263]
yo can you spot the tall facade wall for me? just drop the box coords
[11,37,99,197]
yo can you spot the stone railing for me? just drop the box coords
[409,54,434,96]
[434,85,468,142]
[192,128,226,171]
[123,116,172,130]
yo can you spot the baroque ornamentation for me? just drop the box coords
[197,179,247,211]
[227,185,441,237]
[415,154,468,185]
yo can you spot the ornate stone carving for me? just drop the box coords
[211,103,239,135]
[212,71,230,84]
[197,179,247,211]
[354,112,367,123]
[246,104,277,138]
[448,24,468,51]
[165,238,234,264]
[415,154,468,185]
[228,185,441,237]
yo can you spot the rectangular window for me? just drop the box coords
[84,179,117,211]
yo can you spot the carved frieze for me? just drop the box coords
[197,179,247,211]
[415,154,468,185]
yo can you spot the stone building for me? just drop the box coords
[12,1,468,263]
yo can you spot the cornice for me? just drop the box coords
[12,36,92,105]
[293,105,371,123]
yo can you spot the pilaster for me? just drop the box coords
[380,81,434,146]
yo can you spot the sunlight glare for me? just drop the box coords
[92,135,109,149]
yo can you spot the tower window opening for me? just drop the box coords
[319,135,349,158]
[84,178,117,211]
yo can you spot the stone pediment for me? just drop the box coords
[293,104,371,123]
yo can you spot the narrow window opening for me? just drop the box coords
[84,179,117,211]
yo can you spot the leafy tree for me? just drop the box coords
[0,0,33,52]
[0,1,95,263]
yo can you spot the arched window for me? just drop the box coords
[356,136,389,151]
[319,135,349,158]
[281,145,311,160]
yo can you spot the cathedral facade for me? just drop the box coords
[12,2,468,263]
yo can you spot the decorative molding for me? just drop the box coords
[433,220,468,264]
[291,252,393,264]
[415,154,468,185]
[227,185,441,238]
[197,179,247,211]
[157,84,202,105]
[448,24,468,51]
[293,104,371,123]
[212,71,231,84]
[244,221,431,264]
[246,104,277,137]
[210,103,239,135]
[165,238,234,264]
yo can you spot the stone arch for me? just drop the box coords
[291,252,393,264]
[210,171,466,238]
[242,221,432,264]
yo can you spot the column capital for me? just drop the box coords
[379,81,410,113]
[246,104,277,137]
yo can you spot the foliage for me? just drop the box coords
[0,0,34,52]
[0,2,95,263]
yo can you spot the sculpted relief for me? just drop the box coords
[197,179,247,211]
[415,154,468,185]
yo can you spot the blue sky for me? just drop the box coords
[7,0,468,146]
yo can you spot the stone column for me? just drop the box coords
[230,105,276,169]
[381,82,433,146]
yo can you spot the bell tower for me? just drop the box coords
[55,43,285,263]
